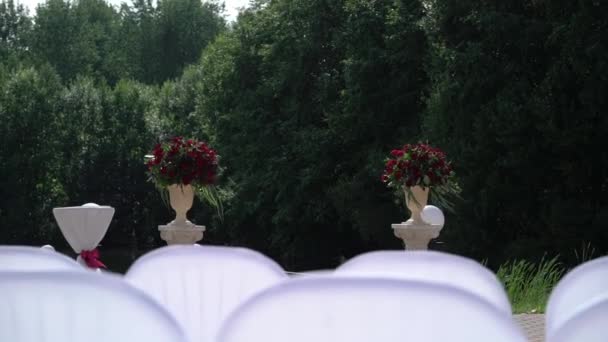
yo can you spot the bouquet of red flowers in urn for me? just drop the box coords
[147,136,218,187]
[382,143,459,223]
[146,136,222,218]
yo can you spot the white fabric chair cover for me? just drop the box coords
[548,297,608,342]
[53,204,114,267]
[546,255,608,336]
[125,245,288,342]
[218,277,526,342]
[334,250,511,314]
[0,246,81,271]
[0,271,188,342]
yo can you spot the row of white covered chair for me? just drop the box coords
[124,246,524,342]
[0,245,521,341]
[1,245,607,341]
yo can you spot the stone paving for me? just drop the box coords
[514,314,545,342]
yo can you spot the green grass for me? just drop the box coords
[497,256,564,314]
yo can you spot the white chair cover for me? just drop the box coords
[0,271,188,342]
[125,245,288,342]
[218,277,526,342]
[0,246,81,271]
[334,250,511,314]
[52,204,114,266]
[546,255,608,335]
[548,297,608,342]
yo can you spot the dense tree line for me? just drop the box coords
[1,0,225,83]
[0,0,606,270]
[424,0,608,265]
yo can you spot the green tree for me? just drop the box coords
[198,0,429,269]
[0,66,66,243]
[71,0,128,84]
[31,0,78,81]
[423,0,608,264]
[149,64,209,138]
[0,0,32,65]
[199,0,348,268]
[58,78,164,247]
[32,0,124,83]
[329,0,429,243]
[117,0,161,83]
[156,0,225,81]
[531,1,608,264]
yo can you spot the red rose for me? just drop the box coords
[206,170,216,183]
[382,143,453,193]
[153,144,164,158]
[148,137,219,186]
[390,149,404,158]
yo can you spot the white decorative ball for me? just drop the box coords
[422,205,445,227]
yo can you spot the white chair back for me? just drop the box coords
[546,255,608,335]
[125,245,288,342]
[334,250,511,314]
[0,246,81,271]
[548,296,608,342]
[0,271,188,342]
[218,277,526,342]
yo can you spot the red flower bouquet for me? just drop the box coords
[382,143,460,211]
[146,136,222,215]
[147,137,218,187]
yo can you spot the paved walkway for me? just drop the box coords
[514,314,545,342]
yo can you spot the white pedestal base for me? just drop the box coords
[392,221,442,250]
[159,222,205,245]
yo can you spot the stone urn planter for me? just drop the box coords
[145,137,222,245]
[381,143,459,250]
[404,186,429,225]
[393,187,442,250]
[158,184,205,245]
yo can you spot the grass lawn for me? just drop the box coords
[497,257,563,314]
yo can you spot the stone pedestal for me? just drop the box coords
[159,224,205,245]
[392,222,442,250]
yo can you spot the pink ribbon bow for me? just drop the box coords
[80,248,107,269]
